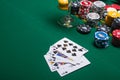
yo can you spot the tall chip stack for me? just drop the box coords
[94,31,109,48]
[105,11,119,26]
[92,1,106,19]
[70,1,80,15]
[78,0,92,19]
[112,29,120,47]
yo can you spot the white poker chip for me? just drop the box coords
[87,12,100,20]
[107,7,117,12]
[93,1,106,8]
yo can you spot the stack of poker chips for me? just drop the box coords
[111,18,120,31]
[86,12,100,27]
[92,1,106,19]
[105,11,120,26]
[103,7,117,18]
[76,24,91,34]
[78,0,92,19]
[112,29,120,47]
[70,1,80,15]
[94,31,109,48]
[58,0,68,10]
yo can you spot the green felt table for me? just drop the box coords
[0,0,120,80]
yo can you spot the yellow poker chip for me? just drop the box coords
[117,11,120,18]
[58,0,68,10]
[105,11,117,26]
[107,11,118,18]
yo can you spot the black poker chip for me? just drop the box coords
[97,24,111,34]
[111,18,120,31]
[76,24,91,34]
[70,1,80,15]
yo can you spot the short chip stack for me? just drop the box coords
[112,29,120,47]
[94,31,109,48]
[58,0,68,10]
[76,24,91,34]
[111,18,120,31]
[78,0,92,18]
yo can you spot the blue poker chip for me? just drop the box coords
[95,31,109,40]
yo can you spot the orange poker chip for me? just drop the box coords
[112,29,120,40]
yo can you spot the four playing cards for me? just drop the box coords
[44,37,90,77]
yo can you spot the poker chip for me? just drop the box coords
[97,25,111,34]
[86,12,100,27]
[70,1,80,15]
[76,24,91,34]
[92,1,106,19]
[107,7,117,12]
[111,4,120,10]
[58,0,68,10]
[93,1,106,9]
[78,0,92,18]
[94,31,109,48]
[80,0,92,7]
[112,29,120,47]
[95,31,109,40]
[112,29,120,40]
[87,12,100,20]
[111,18,120,31]
[105,11,119,26]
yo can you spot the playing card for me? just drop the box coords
[52,38,88,62]
[44,54,58,72]
[47,46,75,63]
[44,37,90,77]
[44,46,75,72]
[56,56,91,77]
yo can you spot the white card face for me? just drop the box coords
[44,37,90,77]
[48,46,75,64]
[52,38,88,61]
[56,56,91,77]
[44,54,57,72]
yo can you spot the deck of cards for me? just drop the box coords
[44,37,90,77]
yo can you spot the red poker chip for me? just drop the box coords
[112,29,120,40]
[112,4,120,10]
[104,5,112,9]
[80,0,92,7]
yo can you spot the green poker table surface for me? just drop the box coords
[0,0,120,80]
